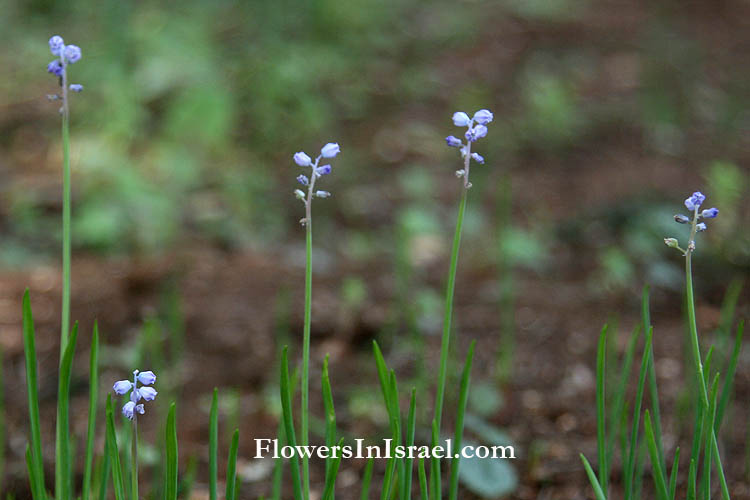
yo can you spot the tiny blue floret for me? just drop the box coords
[49,36,65,56]
[465,124,488,142]
[113,380,133,395]
[473,109,494,125]
[471,153,485,164]
[701,207,718,219]
[315,165,332,176]
[445,136,462,147]
[452,112,471,127]
[64,45,81,64]
[684,192,706,211]
[696,222,707,232]
[320,143,340,158]
[137,370,156,385]
[139,387,158,401]
[294,152,312,167]
[297,174,309,186]
[315,191,331,198]
[69,84,83,92]
[47,60,64,77]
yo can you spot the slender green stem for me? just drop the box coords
[60,55,71,356]
[301,195,312,500]
[131,420,138,500]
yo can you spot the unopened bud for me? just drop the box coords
[664,238,679,248]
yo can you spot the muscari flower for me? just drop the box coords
[63,45,81,64]
[684,191,706,211]
[49,36,65,56]
[465,124,488,142]
[113,370,157,420]
[315,164,331,176]
[47,60,64,77]
[294,152,312,167]
[473,109,494,125]
[69,84,83,93]
[297,174,309,186]
[452,112,471,127]
[701,207,719,219]
[320,143,340,158]
[445,136,462,147]
[471,153,485,164]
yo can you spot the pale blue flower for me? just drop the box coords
[122,401,145,421]
[701,207,718,219]
[445,136,462,147]
[49,36,65,56]
[137,371,156,385]
[315,191,331,198]
[297,174,309,186]
[315,165,331,176]
[471,152,485,164]
[452,112,471,127]
[674,214,690,224]
[696,223,707,232]
[69,84,83,92]
[465,124,488,142]
[63,45,81,64]
[113,380,133,395]
[684,192,706,211]
[294,152,312,167]
[472,109,493,125]
[320,143,340,158]
[140,387,158,401]
[47,60,63,77]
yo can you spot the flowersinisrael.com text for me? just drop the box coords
[255,439,516,460]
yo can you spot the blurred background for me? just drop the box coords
[1,0,749,498]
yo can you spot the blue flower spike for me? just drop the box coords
[666,191,718,255]
[446,108,493,188]
[46,35,84,103]
[291,142,340,223]
[113,369,157,421]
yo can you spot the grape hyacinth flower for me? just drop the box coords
[46,35,84,103]
[664,191,718,255]
[113,370,157,420]
[292,142,339,226]
[445,109,493,188]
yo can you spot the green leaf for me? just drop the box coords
[165,404,178,500]
[279,347,303,500]
[225,429,239,500]
[580,454,606,500]
[209,389,218,500]
[360,458,374,500]
[56,321,78,500]
[22,291,46,500]
[83,323,100,500]
[449,341,475,500]
[644,411,669,500]
[105,395,126,500]
[596,325,608,496]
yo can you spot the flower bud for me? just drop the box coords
[294,189,306,200]
[684,191,705,211]
[471,152,485,164]
[49,36,65,56]
[696,223,707,232]
[315,164,331,176]
[320,143,340,158]
[297,174,309,186]
[137,371,156,385]
[445,135,462,148]
[64,45,81,64]
[47,60,64,77]
[452,112,471,127]
[701,207,718,219]
[315,190,331,198]
[455,169,466,177]
[69,84,83,92]
[664,238,679,248]
[122,401,136,420]
[113,380,133,395]
[673,214,690,224]
[472,109,494,125]
[294,152,312,166]
[139,387,158,401]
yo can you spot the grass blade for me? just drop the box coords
[644,411,669,500]
[56,321,78,500]
[280,347,304,500]
[83,323,99,500]
[624,327,653,500]
[716,320,744,433]
[321,437,345,500]
[403,389,417,500]
[96,442,110,500]
[668,447,680,500]
[372,341,391,406]
[642,287,666,479]
[360,458,374,500]
[322,355,337,485]
[429,419,441,500]
[209,388,218,500]
[165,403,178,500]
[225,429,239,500]
[596,325,608,496]
[687,458,697,500]
[449,341,475,500]
[418,457,428,500]
[105,395,126,500]
[579,454,606,500]
[609,326,640,472]
[22,291,46,500]
[699,375,719,500]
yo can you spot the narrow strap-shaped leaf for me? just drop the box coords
[22,291,46,500]
[280,347,304,500]
[372,341,391,408]
[165,403,178,500]
[687,458,697,500]
[96,441,110,500]
[360,458,374,500]
[579,454,606,500]
[716,320,744,433]
[449,341,475,500]
[700,375,720,500]
[644,411,669,500]
[25,444,39,500]
[322,355,337,485]
[386,371,403,500]
[624,327,653,500]
[668,447,680,500]
[225,429,239,500]
[417,457,428,500]
[82,323,99,500]
[403,390,417,500]
[56,322,78,500]
[429,419,441,500]
[642,287,666,479]
[595,325,608,496]
[321,437,345,500]
[105,395,126,500]
[609,326,640,472]
[209,388,218,500]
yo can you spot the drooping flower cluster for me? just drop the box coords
[664,191,718,253]
[293,143,340,221]
[46,35,83,95]
[445,109,493,187]
[113,370,158,420]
